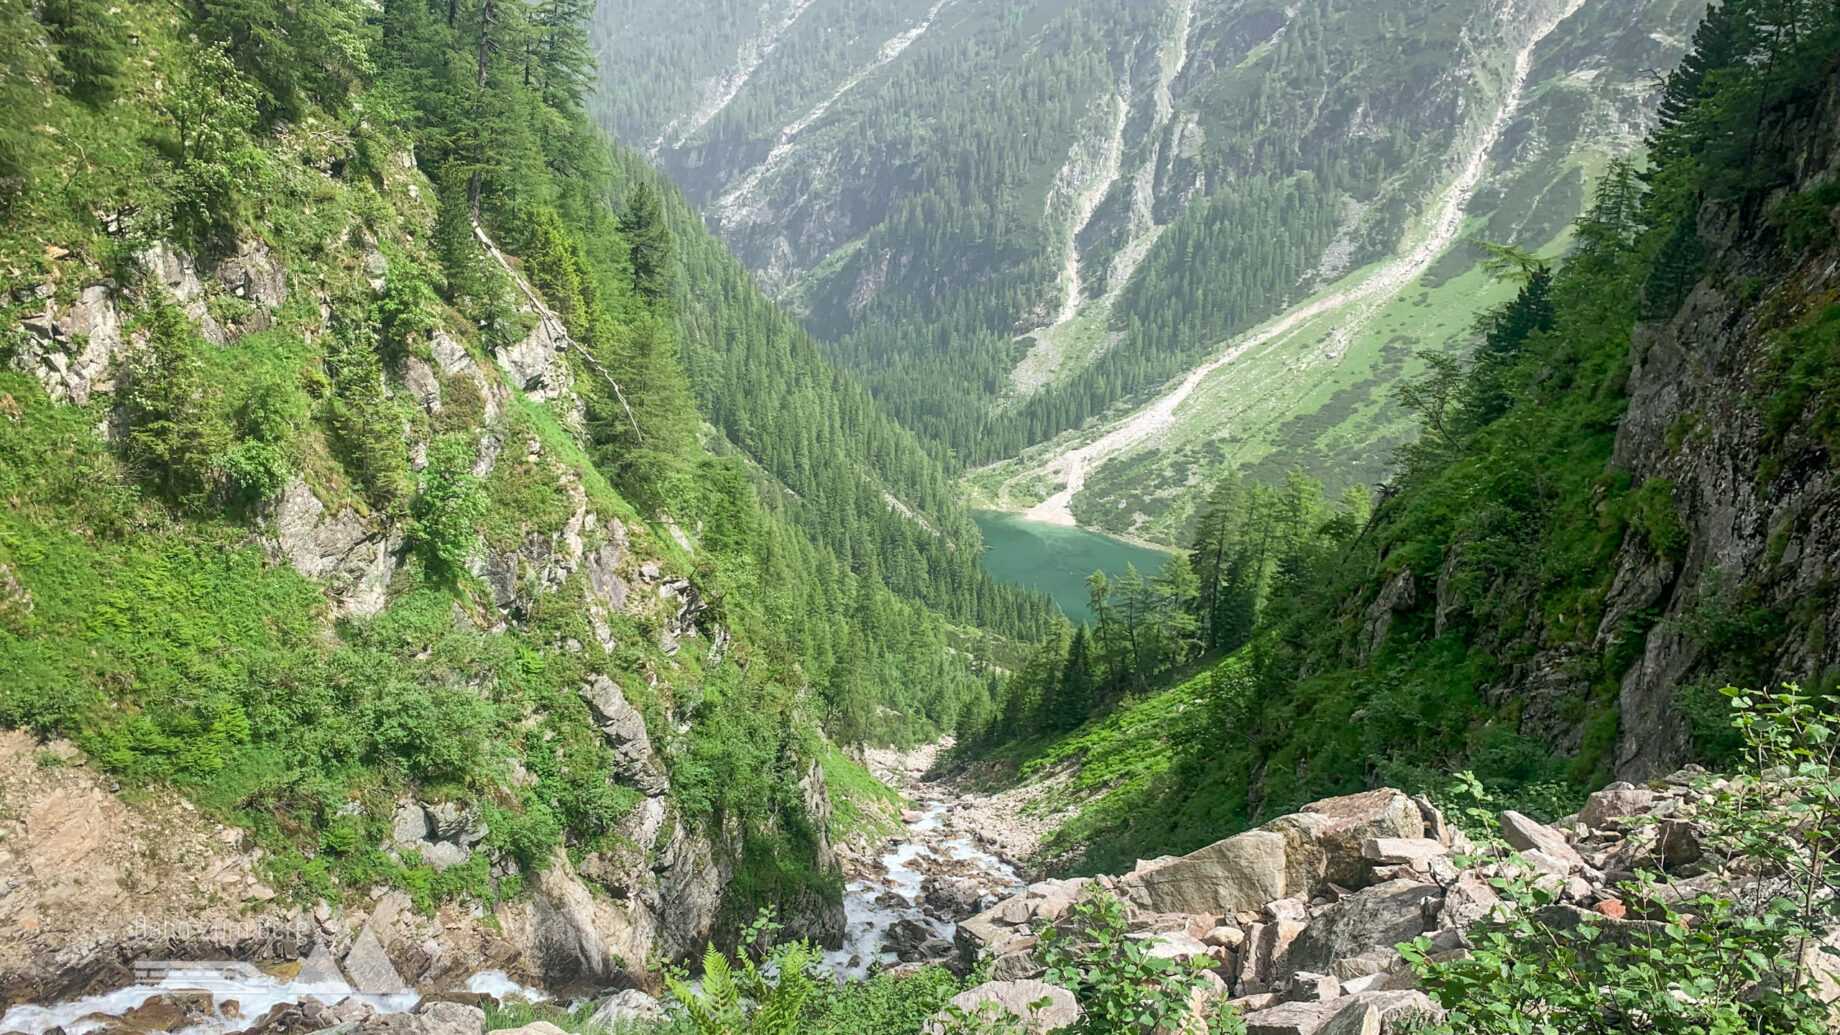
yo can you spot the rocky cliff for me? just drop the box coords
[1591,68,1840,778]
[0,136,842,1005]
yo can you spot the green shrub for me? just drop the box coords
[215,439,291,502]
[410,433,484,573]
[1630,477,1687,563]
[1035,890,1244,1035]
[665,916,817,1035]
[120,304,231,507]
[1406,686,1840,1034]
[1769,182,1840,251]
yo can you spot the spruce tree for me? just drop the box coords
[621,182,673,303]
[41,0,127,105]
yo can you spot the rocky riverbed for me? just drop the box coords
[822,741,1046,976]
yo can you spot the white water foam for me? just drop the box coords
[821,801,1022,979]
[1,969,556,1035]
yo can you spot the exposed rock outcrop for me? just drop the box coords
[12,283,123,405]
[578,676,670,796]
[267,478,403,619]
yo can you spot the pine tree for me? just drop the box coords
[1652,2,1744,165]
[194,0,370,117]
[530,0,595,112]
[621,181,673,303]
[1055,626,1098,731]
[1464,261,1555,427]
[41,0,127,105]
[0,0,47,185]
[121,304,230,508]
[1640,207,1705,320]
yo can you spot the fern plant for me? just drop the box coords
[664,938,818,1035]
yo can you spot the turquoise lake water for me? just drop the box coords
[971,511,1173,622]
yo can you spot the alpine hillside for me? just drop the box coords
[0,0,1050,1008]
[593,0,1707,542]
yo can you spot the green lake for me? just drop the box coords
[972,511,1174,622]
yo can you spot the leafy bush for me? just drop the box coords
[1035,890,1243,1035]
[1406,686,1840,1034]
[215,439,290,502]
[410,433,484,573]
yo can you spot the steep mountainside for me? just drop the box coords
[956,0,1840,875]
[594,0,1704,537]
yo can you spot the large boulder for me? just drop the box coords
[1578,784,1657,831]
[1434,870,1504,930]
[1292,789,1426,890]
[1245,991,1442,1035]
[586,989,668,1028]
[1318,1002,1379,1035]
[1285,880,1441,978]
[1117,829,1290,915]
[923,980,1080,1034]
[1243,999,1342,1035]
[922,875,987,921]
[1499,811,1584,873]
[413,1001,486,1035]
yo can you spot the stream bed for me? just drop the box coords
[822,797,1024,978]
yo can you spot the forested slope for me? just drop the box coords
[0,0,1042,995]
[958,0,1840,877]
[594,0,1703,513]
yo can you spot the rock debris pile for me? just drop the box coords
[949,777,1840,1034]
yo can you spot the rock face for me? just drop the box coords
[12,283,123,404]
[269,478,403,618]
[578,676,670,796]
[0,729,290,1006]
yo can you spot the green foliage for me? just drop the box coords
[664,914,818,1035]
[1630,477,1687,563]
[215,440,291,503]
[40,0,128,105]
[159,41,265,240]
[1762,301,1840,455]
[120,304,232,508]
[410,434,486,573]
[1769,181,1840,251]
[194,0,372,120]
[1035,891,1244,1035]
[799,965,970,1035]
[620,182,672,303]
[324,307,413,515]
[1406,687,1840,1034]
